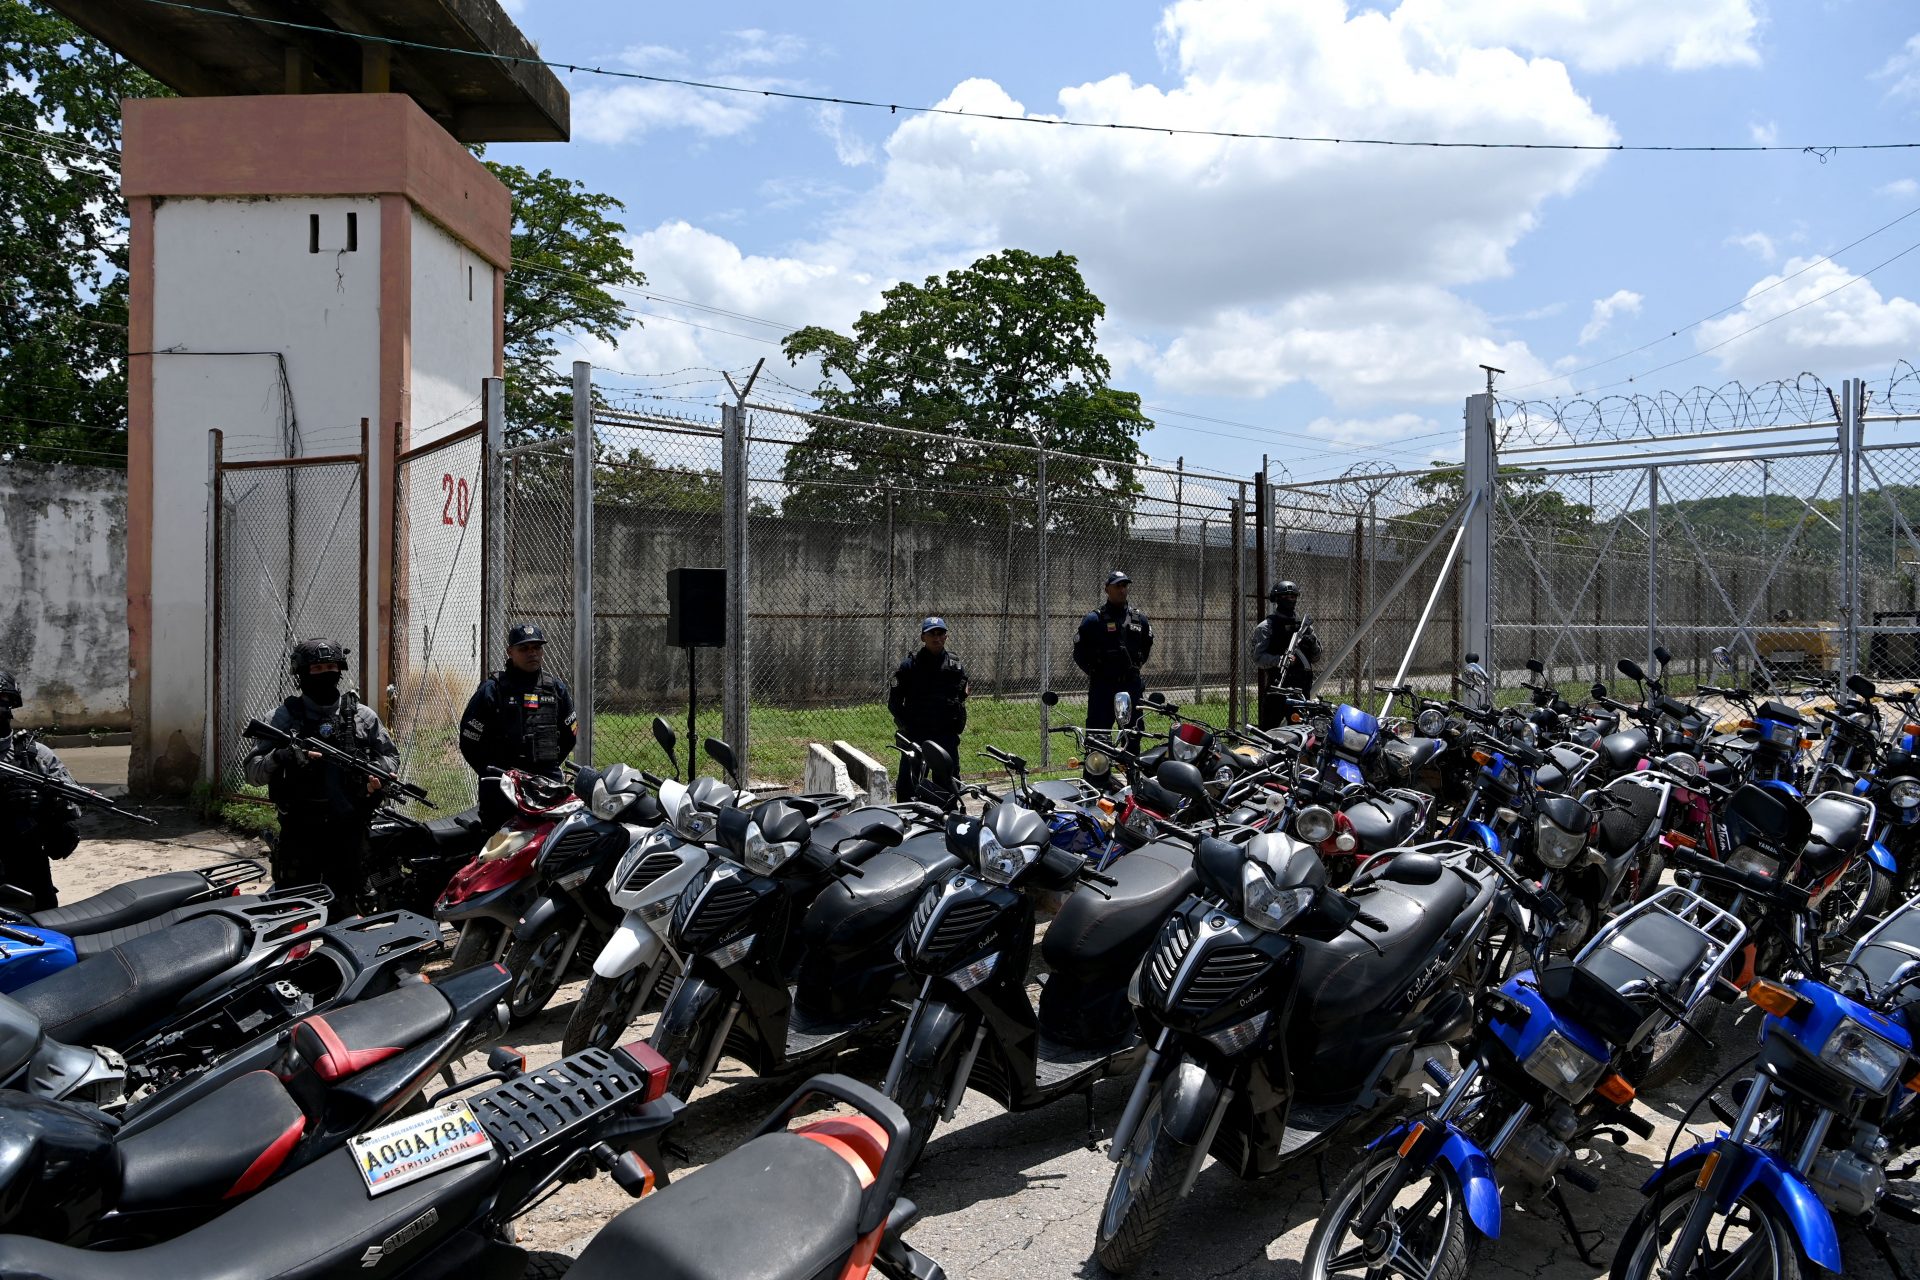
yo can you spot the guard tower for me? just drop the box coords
[49,1,567,792]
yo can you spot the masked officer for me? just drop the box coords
[460,623,577,820]
[0,673,82,911]
[1074,570,1153,737]
[243,638,396,919]
[1252,580,1321,728]
[888,617,969,801]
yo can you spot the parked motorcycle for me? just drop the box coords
[434,768,583,972]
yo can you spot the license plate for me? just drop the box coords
[350,1103,493,1196]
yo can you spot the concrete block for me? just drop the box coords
[803,741,856,800]
[831,740,890,806]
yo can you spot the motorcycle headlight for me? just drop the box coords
[1243,862,1315,934]
[1172,735,1203,762]
[1768,722,1799,748]
[1294,805,1336,845]
[1533,814,1587,869]
[1891,779,1920,810]
[1416,708,1446,738]
[1124,808,1158,838]
[1204,1010,1272,1054]
[742,826,802,876]
[977,829,1038,885]
[1820,1017,1906,1093]
[1522,1029,1606,1102]
[1727,846,1780,880]
[1085,751,1112,777]
[675,811,717,842]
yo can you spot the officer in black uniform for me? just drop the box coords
[242,638,397,920]
[0,673,82,911]
[1252,580,1321,728]
[459,623,577,823]
[887,617,969,801]
[1074,570,1153,739]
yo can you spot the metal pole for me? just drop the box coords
[1460,394,1496,685]
[1380,490,1481,721]
[1254,465,1269,609]
[571,360,594,766]
[1036,446,1051,769]
[1646,466,1660,674]
[1230,493,1245,729]
[1851,380,1866,676]
[1193,516,1207,704]
[207,429,223,787]
[358,419,369,714]
[721,402,750,776]
[481,379,505,685]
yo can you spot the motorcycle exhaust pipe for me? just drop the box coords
[941,1024,987,1122]
[1107,1032,1169,1161]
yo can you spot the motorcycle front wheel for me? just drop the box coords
[1094,1089,1191,1274]
[1817,857,1886,944]
[562,952,669,1056]
[889,1053,957,1176]
[501,923,578,1026]
[1610,1176,1802,1280]
[1302,1147,1475,1280]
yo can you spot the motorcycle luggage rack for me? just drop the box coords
[1572,884,1747,1012]
[195,858,267,893]
[1846,897,1920,995]
[1548,742,1601,782]
[467,1047,652,1159]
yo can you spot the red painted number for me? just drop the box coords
[440,474,471,527]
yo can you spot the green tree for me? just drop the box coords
[0,0,165,463]
[779,249,1149,531]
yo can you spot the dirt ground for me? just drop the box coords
[53,800,1920,1278]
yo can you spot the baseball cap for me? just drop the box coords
[1105,570,1131,586]
[921,617,948,634]
[507,622,548,647]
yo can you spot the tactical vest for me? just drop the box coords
[0,734,41,836]
[1262,612,1301,656]
[495,672,565,770]
[268,693,372,818]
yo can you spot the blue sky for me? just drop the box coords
[489,0,1920,481]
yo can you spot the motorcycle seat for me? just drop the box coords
[116,1068,308,1210]
[1343,794,1423,852]
[1700,760,1735,789]
[1383,737,1445,775]
[30,872,211,938]
[1041,840,1197,983]
[1598,729,1650,774]
[802,845,959,955]
[1853,904,1920,997]
[567,1131,864,1280]
[1805,794,1871,855]
[68,907,195,958]
[1577,907,1709,996]
[426,808,487,846]
[13,914,246,1047]
[286,982,453,1086]
[1030,779,1087,806]
[1296,873,1472,1025]
[1596,778,1665,857]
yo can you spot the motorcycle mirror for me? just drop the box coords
[1591,681,1609,701]
[1653,645,1672,668]
[1712,645,1734,670]
[1154,758,1210,802]
[1463,661,1491,692]
[1464,652,1480,664]
[1525,658,1545,676]
[1617,658,1646,682]
[651,716,679,774]
[703,737,740,783]
[1146,691,1169,706]
[1846,673,1878,700]
[1113,691,1133,725]
[1040,689,1060,707]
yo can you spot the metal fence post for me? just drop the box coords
[1461,394,1495,697]
[1845,380,1863,676]
[1254,469,1269,611]
[1230,493,1245,729]
[1646,466,1660,674]
[1193,515,1207,704]
[481,378,505,682]
[572,361,595,765]
[206,429,223,789]
[1036,444,1051,769]
[722,402,750,779]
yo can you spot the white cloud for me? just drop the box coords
[1394,0,1762,72]
[1727,230,1777,261]
[1301,412,1444,448]
[815,105,877,167]
[1579,289,1643,345]
[714,30,811,70]
[572,81,775,145]
[1880,178,1919,198]
[1877,35,1920,100]
[1749,120,1777,145]
[616,43,688,68]
[1695,256,1920,378]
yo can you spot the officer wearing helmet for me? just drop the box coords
[459,623,576,821]
[888,617,969,801]
[243,638,397,918]
[0,673,82,910]
[1252,580,1320,728]
[1074,570,1153,736]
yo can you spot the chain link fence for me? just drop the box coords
[209,430,366,791]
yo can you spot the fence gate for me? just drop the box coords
[388,405,497,809]
[209,425,368,790]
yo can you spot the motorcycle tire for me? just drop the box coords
[562,953,667,1057]
[1302,1147,1476,1280]
[522,1251,574,1280]
[502,924,576,1027]
[1633,1001,1721,1092]
[1093,1091,1189,1275]
[1611,1170,1803,1280]
[889,1055,955,1177]
[448,920,503,972]
[1818,859,1887,945]
[650,992,727,1104]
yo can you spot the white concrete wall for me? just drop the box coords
[148,196,382,771]
[0,464,129,730]
[409,209,494,447]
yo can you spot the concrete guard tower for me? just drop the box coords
[48,1,567,792]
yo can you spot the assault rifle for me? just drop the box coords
[0,757,157,825]
[242,718,435,808]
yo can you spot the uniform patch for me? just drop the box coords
[1106,622,1117,631]
[521,694,541,708]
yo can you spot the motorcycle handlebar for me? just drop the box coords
[1668,846,1811,912]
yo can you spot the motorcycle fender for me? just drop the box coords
[593,918,664,980]
[1370,1121,1502,1240]
[1871,840,1897,874]
[1462,820,1501,856]
[511,893,578,944]
[1160,1057,1228,1198]
[1646,1144,1841,1273]
[653,968,728,1052]
[901,997,972,1072]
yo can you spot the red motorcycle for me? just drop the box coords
[434,770,581,969]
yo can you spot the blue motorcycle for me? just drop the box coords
[1609,852,1920,1279]
[1300,849,1748,1280]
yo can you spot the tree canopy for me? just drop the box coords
[779,249,1149,531]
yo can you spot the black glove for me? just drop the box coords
[275,745,308,771]
[46,824,79,860]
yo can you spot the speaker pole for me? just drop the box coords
[687,645,698,780]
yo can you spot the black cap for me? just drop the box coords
[921,617,948,634]
[507,623,548,647]
[1105,570,1131,587]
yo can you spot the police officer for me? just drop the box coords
[242,638,396,919]
[459,623,577,821]
[1074,570,1153,737]
[0,673,82,911]
[888,617,969,801]
[1253,580,1321,728]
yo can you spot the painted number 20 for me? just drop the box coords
[441,474,471,527]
